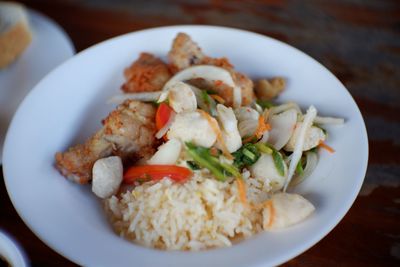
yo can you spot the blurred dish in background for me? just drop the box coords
[0,8,75,162]
[0,230,29,267]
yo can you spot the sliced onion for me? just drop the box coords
[259,131,269,143]
[162,65,242,107]
[283,105,317,192]
[107,91,162,104]
[289,152,318,187]
[268,108,298,150]
[155,112,176,139]
[270,102,302,116]
[314,116,344,125]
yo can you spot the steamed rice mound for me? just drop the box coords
[104,171,268,250]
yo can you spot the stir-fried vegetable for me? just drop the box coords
[254,142,273,154]
[200,90,217,116]
[289,151,318,187]
[233,143,261,169]
[256,99,274,109]
[187,161,200,170]
[123,165,192,184]
[272,150,285,176]
[295,159,304,176]
[284,105,317,191]
[185,142,240,181]
[155,103,174,131]
[318,140,335,153]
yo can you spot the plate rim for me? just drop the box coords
[2,24,369,266]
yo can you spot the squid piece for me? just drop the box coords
[263,193,315,230]
[92,156,123,198]
[234,107,259,138]
[165,82,197,113]
[267,108,298,151]
[249,153,287,192]
[216,104,242,152]
[121,53,171,93]
[167,111,217,148]
[284,123,326,152]
[55,100,157,184]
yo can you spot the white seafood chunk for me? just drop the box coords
[234,107,259,138]
[268,108,298,150]
[168,82,197,113]
[284,123,326,151]
[216,104,242,152]
[263,193,315,230]
[147,138,182,165]
[92,156,123,198]
[167,111,217,147]
[249,153,287,192]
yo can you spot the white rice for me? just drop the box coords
[104,170,271,250]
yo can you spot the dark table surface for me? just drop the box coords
[1,0,400,266]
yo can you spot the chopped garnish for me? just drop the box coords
[256,99,274,109]
[236,178,247,205]
[185,142,239,181]
[254,116,271,139]
[272,150,285,176]
[295,159,304,175]
[187,161,201,170]
[210,94,225,104]
[243,116,271,143]
[318,140,335,153]
[255,142,273,154]
[233,143,261,169]
[200,90,217,116]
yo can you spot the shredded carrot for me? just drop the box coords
[319,140,335,153]
[214,80,223,86]
[263,200,275,228]
[210,147,219,157]
[210,94,225,104]
[197,109,233,160]
[243,116,271,143]
[236,178,247,205]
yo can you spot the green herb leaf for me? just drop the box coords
[186,142,236,181]
[200,90,217,116]
[295,160,304,175]
[272,150,285,176]
[233,143,261,169]
[256,99,274,109]
[187,161,200,170]
[255,142,273,154]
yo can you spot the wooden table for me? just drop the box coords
[1,0,399,266]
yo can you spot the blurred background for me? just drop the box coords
[1,0,399,266]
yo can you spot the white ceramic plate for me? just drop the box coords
[0,231,28,267]
[3,26,368,267]
[0,9,75,162]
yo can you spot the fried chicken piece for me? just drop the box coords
[55,100,157,184]
[168,33,254,106]
[168,33,206,72]
[121,53,171,93]
[255,77,286,100]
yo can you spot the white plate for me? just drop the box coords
[3,26,368,267]
[0,9,75,162]
[0,231,28,267]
